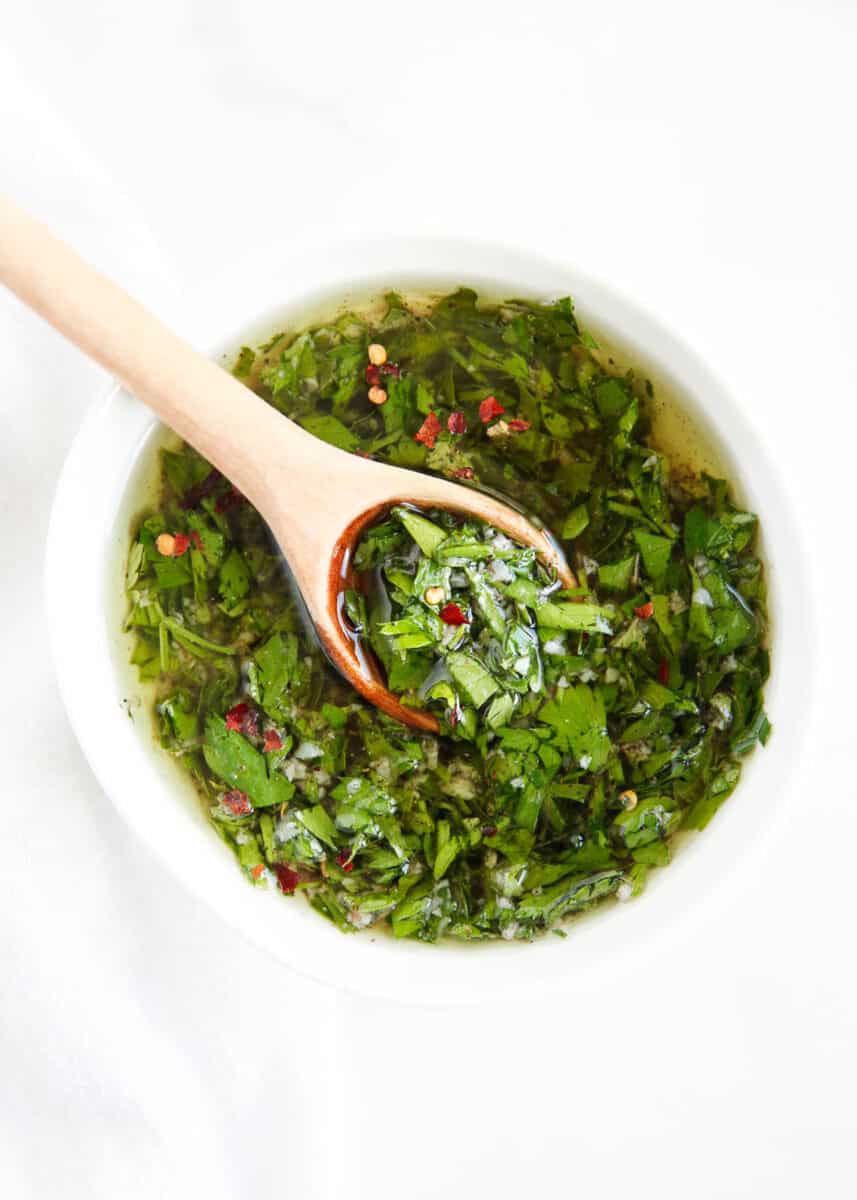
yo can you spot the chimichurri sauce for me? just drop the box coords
[125,289,770,942]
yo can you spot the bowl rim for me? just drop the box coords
[44,234,815,1005]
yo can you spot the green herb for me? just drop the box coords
[124,289,770,943]
[362,504,605,730]
[538,684,611,772]
[203,716,295,809]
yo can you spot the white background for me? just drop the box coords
[2,2,856,1197]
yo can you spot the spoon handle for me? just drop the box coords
[0,195,321,516]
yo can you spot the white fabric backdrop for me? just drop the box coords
[2,3,856,1197]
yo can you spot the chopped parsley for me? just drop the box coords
[124,289,770,942]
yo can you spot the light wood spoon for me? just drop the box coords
[0,197,574,732]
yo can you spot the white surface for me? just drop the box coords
[46,237,814,1006]
[1,1,856,1196]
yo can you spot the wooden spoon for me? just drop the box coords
[0,198,574,732]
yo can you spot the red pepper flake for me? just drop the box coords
[482,824,498,838]
[250,863,265,880]
[439,603,468,626]
[415,412,442,449]
[379,361,401,379]
[479,395,505,423]
[225,702,249,731]
[658,657,670,685]
[223,789,252,816]
[447,411,467,435]
[263,729,283,753]
[453,466,475,479]
[336,848,354,873]
[449,708,459,728]
[225,701,259,737]
[273,864,299,895]
[189,530,203,553]
[365,363,381,386]
[172,532,190,556]
[507,418,531,433]
[635,600,654,619]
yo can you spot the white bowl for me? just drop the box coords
[45,237,813,1005]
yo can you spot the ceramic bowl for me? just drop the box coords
[45,237,812,1004]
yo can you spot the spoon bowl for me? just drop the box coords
[278,450,574,731]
